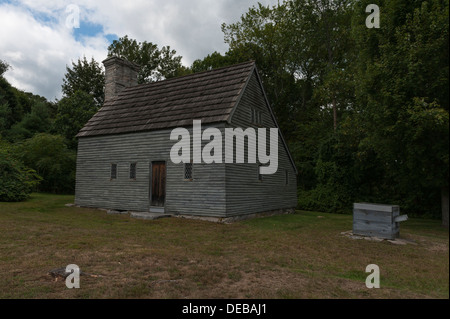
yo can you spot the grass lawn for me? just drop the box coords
[0,193,448,299]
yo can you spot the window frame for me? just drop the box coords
[250,108,262,126]
[110,163,117,180]
[129,162,137,180]
[184,162,193,181]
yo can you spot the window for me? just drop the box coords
[110,163,117,179]
[184,162,193,181]
[250,108,262,125]
[130,162,137,179]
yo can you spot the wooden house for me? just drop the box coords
[74,57,297,220]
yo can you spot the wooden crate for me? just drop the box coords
[353,203,407,239]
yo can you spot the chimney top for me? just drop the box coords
[102,56,140,70]
[103,56,140,103]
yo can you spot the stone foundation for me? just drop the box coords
[174,207,296,224]
[70,203,296,223]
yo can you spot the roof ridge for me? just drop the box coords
[125,60,255,92]
[183,59,255,78]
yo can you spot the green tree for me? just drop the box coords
[0,77,22,134]
[54,90,98,150]
[0,138,41,202]
[295,0,355,131]
[350,0,449,216]
[8,101,52,141]
[221,0,356,197]
[190,50,251,73]
[0,101,12,136]
[219,0,448,218]
[0,59,9,77]
[1,74,56,142]
[62,56,105,107]
[222,0,355,133]
[17,133,76,194]
[107,35,184,83]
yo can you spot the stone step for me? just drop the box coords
[107,210,128,215]
[129,212,171,220]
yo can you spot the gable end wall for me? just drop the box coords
[225,71,297,216]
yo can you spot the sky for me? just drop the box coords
[0,0,279,101]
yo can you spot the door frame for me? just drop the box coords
[149,160,166,212]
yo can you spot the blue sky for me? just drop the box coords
[0,0,278,101]
[74,22,105,41]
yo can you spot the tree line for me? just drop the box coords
[1,0,448,218]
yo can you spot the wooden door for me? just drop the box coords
[151,161,166,207]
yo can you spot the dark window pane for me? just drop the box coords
[111,163,117,179]
[184,163,193,180]
[130,163,136,179]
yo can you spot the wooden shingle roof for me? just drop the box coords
[77,60,256,137]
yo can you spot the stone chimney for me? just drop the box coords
[103,56,140,102]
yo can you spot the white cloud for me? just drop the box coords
[0,2,106,100]
[0,0,279,101]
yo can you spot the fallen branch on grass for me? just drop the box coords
[47,267,103,281]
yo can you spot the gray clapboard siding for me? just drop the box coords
[225,71,297,216]
[75,124,227,216]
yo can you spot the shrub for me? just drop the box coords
[0,146,41,201]
[17,133,76,194]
